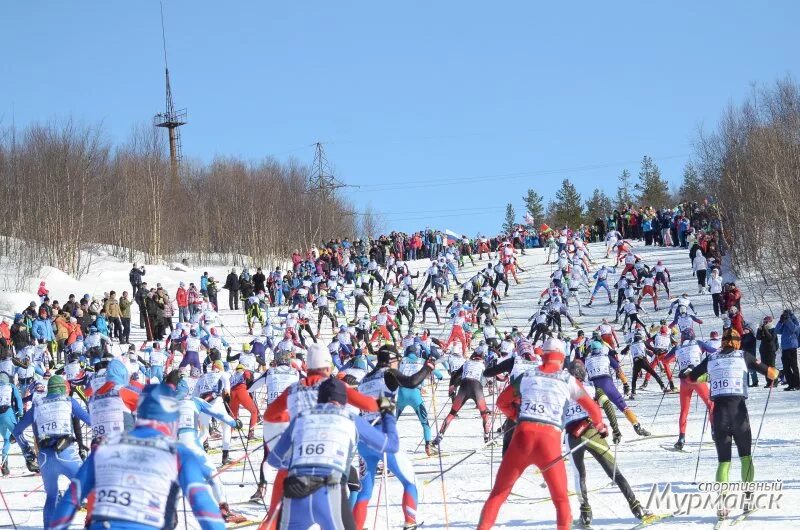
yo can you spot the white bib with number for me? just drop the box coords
[34,395,73,441]
[510,358,540,380]
[708,351,747,399]
[676,342,702,371]
[398,357,424,378]
[653,334,671,351]
[92,436,177,528]
[239,352,257,371]
[0,386,12,408]
[287,381,322,419]
[291,407,356,474]
[461,360,484,382]
[266,367,299,405]
[193,372,222,397]
[563,381,594,425]
[89,391,127,439]
[178,399,198,431]
[518,370,571,427]
[585,354,611,380]
[65,362,82,381]
[630,342,648,360]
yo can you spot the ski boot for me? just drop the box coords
[202,440,210,452]
[249,483,267,504]
[630,500,650,520]
[629,392,636,400]
[639,379,649,390]
[432,434,443,446]
[586,300,593,307]
[743,492,754,513]
[662,385,670,394]
[633,423,651,437]
[247,428,255,440]
[403,524,421,530]
[623,382,631,397]
[669,380,678,393]
[24,452,40,473]
[579,502,592,527]
[484,432,491,444]
[425,442,438,457]
[221,450,232,466]
[219,503,248,524]
[674,434,685,451]
[1,459,9,476]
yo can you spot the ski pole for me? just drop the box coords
[650,388,667,427]
[692,405,709,485]
[424,422,517,486]
[0,486,17,530]
[382,452,390,530]
[610,439,619,487]
[743,385,772,481]
[428,373,450,529]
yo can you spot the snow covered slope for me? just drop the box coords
[0,241,797,529]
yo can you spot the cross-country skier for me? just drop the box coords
[49,383,225,530]
[267,377,399,530]
[434,348,492,444]
[13,375,92,528]
[672,328,716,450]
[0,373,23,475]
[683,328,777,521]
[619,331,668,399]
[565,361,651,528]
[477,338,607,530]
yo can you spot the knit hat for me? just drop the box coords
[722,328,741,350]
[540,338,566,362]
[317,377,347,405]
[307,344,331,370]
[48,375,67,395]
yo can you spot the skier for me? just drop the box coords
[262,344,379,528]
[49,383,225,530]
[586,265,615,307]
[193,360,233,465]
[619,331,668,399]
[477,338,607,530]
[434,348,492,444]
[354,345,436,529]
[673,328,716,450]
[396,344,437,455]
[653,260,671,297]
[0,372,23,475]
[584,340,649,436]
[266,377,399,530]
[87,359,138,444]
[683,328,777,520]
[565,361,651,528]
[13,375,92,528]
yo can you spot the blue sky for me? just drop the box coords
[2,2,798,236]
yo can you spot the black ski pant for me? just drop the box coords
[631,356,664,390]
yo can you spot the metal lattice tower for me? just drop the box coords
[153,1,186,185]
[308,142,345,197]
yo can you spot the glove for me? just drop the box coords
[16,412,23,421]
[767,367,779,381]
[697,319,704,325]
[596,423,609,438]
[612,430,622,445]
[234,419,243,430]
[448,386,456,400]
[79,446,88,461]
[376,396,395,415]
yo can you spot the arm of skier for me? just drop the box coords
[355,413,399,454]
[744,351,778,380]
[12,408,35,453]
[345,387,380,412]
[483,357,514,378]
[71,397,92,425]
[197,397,238,428]
[266,420,295,469]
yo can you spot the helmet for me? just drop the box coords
[633,332,643,342]
[681,328,695,341]
[567,360,587,382]
[589,340,604,354]
[136,383,180,423]
[710,330,720,339]
[404,344,420,357]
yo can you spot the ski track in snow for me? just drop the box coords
[0,241,797,529]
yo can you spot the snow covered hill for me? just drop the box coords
[0,241,797,529]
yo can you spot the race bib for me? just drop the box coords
[291,409,356,474]
[89,392,127,439]
[585,355,611,379]
[34,396,73,441]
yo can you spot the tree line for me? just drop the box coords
[0,120,356,285]
[504,153,704,231]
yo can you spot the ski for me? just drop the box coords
[730,508,758,526]
[624,434,673,444]
[660,444,692,453]
[226,519,261,529]
[627,513,674,529]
